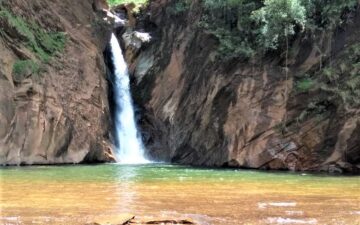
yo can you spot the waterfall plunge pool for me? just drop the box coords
[1,164,359,225]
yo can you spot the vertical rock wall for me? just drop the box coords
[0,0,115,165]
[126,0,360,173]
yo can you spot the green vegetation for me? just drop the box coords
[12,60,40,82]
[107,0,147,7]
[302,0,358,30]
[0,9,66,62]
[198,0,358,59]
[289,43,360,128]
[317,43,360,108]
[0,6,66,80]
[198,0,358,128]
[296,78,314,92]
[171,0,191,15]
[199,0,260,58]
[251,0,306,50]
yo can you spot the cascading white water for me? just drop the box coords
[110,33,149,164]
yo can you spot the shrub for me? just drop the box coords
[301,0,358,30]
[12,60,40,82]
[198,0,260,59]
[107,0,147,7]
[173,0,191,14]
[166,0,191,16]
[296,78,314,92]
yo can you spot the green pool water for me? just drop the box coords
[1,164,359,224]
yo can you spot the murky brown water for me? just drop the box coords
[0,164,359,225]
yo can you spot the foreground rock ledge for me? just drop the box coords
[87,214,196,225]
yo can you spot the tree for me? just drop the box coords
[251,0,306,50]
[252,0,306,126]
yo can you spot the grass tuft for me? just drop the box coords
[296,78,314,92]
[12,60,40,82]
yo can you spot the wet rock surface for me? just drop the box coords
[125,0,360,173]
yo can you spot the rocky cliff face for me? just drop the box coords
[0,0,115,165]
[125,0,360,173]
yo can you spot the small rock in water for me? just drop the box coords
[89,213,135,225]
[129,217,196,225]
[88,216,196,225]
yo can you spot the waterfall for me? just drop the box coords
[110,33,149,164]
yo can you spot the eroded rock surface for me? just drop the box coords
[0,0,115,165]
[125,0,360,173]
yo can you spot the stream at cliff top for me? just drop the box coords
[0,164,359,225]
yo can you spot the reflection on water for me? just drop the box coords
[114,165,140,214]
[0,164,359,225]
